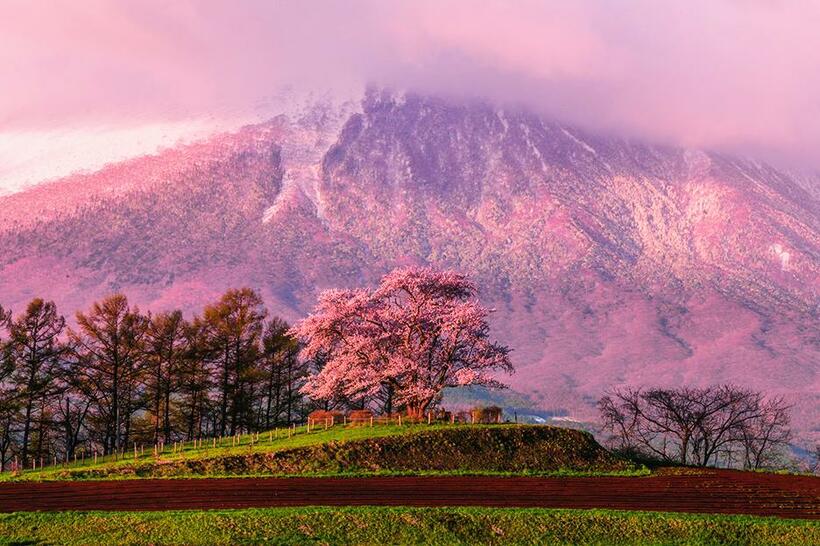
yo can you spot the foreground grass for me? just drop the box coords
[2,424,641,481]
[0,507,816,545]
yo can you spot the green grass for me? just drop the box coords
[3,424,642,482]
[0,507,816,545]
[1,423,446,481]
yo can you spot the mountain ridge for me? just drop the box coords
[1,91,817,445]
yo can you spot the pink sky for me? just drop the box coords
[1,0,819,191]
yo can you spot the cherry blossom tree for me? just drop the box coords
[292,267,513,418]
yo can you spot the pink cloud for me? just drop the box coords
[1,0,819,169]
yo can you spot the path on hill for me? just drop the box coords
[1,470,818,519]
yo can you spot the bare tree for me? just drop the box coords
[54,385,92,461]
[738,396,791,470]
[599,385,792,468]
[810,445,820,475]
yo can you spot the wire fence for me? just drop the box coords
[1,410,505,476]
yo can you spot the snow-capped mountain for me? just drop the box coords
[1,90,817,445]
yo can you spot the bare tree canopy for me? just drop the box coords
[598,385,791,469]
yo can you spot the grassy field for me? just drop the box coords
[1,423,437,481]
[0,507,816,545]
[1,424,643,481]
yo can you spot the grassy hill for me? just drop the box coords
[1,424,641,481]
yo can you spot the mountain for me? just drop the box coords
[1,90,817,446]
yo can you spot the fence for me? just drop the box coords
[1,407,507,475]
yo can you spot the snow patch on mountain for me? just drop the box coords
[560,127,597,156]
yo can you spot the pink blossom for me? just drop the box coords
[291,267,513,416]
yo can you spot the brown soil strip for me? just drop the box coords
[0,469,817,519]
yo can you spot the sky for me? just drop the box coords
[1,0,819,193]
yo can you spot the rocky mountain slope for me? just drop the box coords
[1,90,817,445]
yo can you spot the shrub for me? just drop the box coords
[471,406,503,424]
[348,410,374,426]
[307,410,346,427]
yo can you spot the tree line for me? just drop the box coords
[0,289,309,470]
[0,267,516,471]
[1,267,800,474]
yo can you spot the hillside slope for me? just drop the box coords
[9,425,632,481]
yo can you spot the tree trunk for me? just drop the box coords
[112,354,120,453]
[20,398,34,465]
[219,345,229,436]
[163,383,172,444]
[154,362,162,444]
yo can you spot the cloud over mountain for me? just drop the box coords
[2,0,820,175]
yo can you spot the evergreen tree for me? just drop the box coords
[68,294,148,454]
[7,299,66,466]
[197,288,266,436]
[144,311,188,444]
[260,318,304,427]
